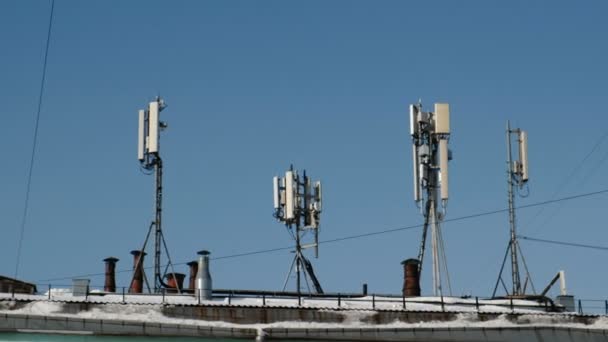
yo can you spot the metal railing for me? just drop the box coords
[0,283,577,315]
[576,299,608,315]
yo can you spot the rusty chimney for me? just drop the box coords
[129,250,146,294]
[187,260,198,291]
[165,273,186,293]
[103,257,119,292]
[401,258,421,297]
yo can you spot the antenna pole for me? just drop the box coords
[274,167,324,295]
[154,157,163,291]
[506,120,522,296]
[134,97,175,293]
[430,196,441,296]
[428,141,440,296]
[296,220,301,296]
[410,102,451,297]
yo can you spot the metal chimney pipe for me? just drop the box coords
[165,273,186,293]
[196,250,212,300]
[130,250,146,294]
[402,258,421,297]
[187,261,198,291]
[103,257,119,292]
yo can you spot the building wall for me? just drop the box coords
[0,280,36,294]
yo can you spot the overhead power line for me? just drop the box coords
[15,0,55,279]
[519,235,608,252]
[35,187,608,283]
[524,130,608,235]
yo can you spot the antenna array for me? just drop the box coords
[132,97,179,293]
[493,121,533,297]
[273,166,324,295]
[409,102,452,297]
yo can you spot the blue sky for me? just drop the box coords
[1,1,608,300]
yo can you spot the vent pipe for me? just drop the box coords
[129,250,146,294]
[402,258,421,297]
[187,261,198,291]
[103,257,119,292]
[196,250,212,300]
[559,270,567,296]
[165,273,185,293]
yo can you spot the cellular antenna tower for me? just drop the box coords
[273,166,323,296]
[133,96,179,293]
[409,102,452,297]
[492,121,533,297]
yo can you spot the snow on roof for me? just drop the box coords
[2,291,599,332]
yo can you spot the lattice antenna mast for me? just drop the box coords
[133,96,178,293]
[273,166,324,296]
[493,121,531,297]
[410,102,452,297]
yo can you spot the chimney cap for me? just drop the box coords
[103,257,119,262]
[186,260,198,266]
[197,250,210,256]
[164,272,186,279]
[130,250,147,256]
[401,258,420,265]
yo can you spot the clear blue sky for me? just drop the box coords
[1,1,608,300]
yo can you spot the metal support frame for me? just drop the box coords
[276,167,323,296]
[411,102,452,297]
[281,215,323,297]
[493,121,533,297]
[130,97,179,294]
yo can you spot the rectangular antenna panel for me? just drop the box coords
[519,130,529,181]
[285,171,295,220]
[314,181,322,211]
[412,144,421,201]
[148,101,159,153]
[434,103,450,134]
[304,176,311,226]
[409,104,418,135]
[138,109,145,161]
[304,176,311,210]
[439,139,449,200]
[419,163,427,182]
[280,178,286,205]
[273,176,281,209]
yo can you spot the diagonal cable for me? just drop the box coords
[15,0,55,279]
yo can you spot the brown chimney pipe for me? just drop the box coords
[165,273,186,293]
[187,261,198,291]
[103,257,119,292]
[129,250,146,294]
[402,258,421,297]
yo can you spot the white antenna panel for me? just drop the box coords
[148,101,160,153]
[519,130,529,182]
[285,171,295,220]
[304,177,311,210]
[409,105,418,136]
[138,109,145,161]
[439,139,449,200]
[434,103,450,134]
[412,144,421,202]
[419,163,427,182]
[314,181,322,212]
[273,176,281,209]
